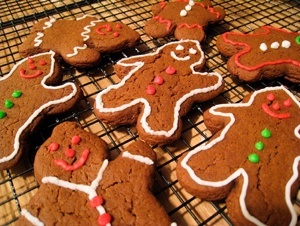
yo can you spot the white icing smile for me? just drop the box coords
[170,44,197,61]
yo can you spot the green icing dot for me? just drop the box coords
[255,141,264,151]
[12,90,22,98]
[248,153,260,163]
[296,36,300,45]
[4,100,14,109]
[0,110,6,119]
[261,128,271,138]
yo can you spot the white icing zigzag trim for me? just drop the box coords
[95,40,223,138]
[180,86,300,226]
[0,51,78,164]
[66,15,102,58]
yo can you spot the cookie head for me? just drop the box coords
[34,122,108,184]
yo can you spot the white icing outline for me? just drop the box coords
[122,151,154,165]
[66,15,103,58]
[21,209,44,226]
[180,86,300,226]
[0,51,78,164]
[95,40,223,138]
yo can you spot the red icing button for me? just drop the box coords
[116,24,122,29]
[65,148,75,158]
[154,75,164,85]
[98,213,111,226]
[113,32,119,37]
[266,93,275,101]
[90,196,104,208]
[48,142,59,152]
[71,135,81,144]
[146,85,156,95]
[165,66,176,75]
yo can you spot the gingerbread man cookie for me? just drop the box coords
[19,15,140,68]
[216,26,300,82]
[94,40,224,146]
[144,0,225,42]
[0,51,82,170]
[17,122,172,226]
[177,86,300,225]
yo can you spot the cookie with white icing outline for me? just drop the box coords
[19,15,140,68]
[17,121,173,226]
[216,26,300,82]
[144,0,225,42]
[177,86,300,225]
[0,51,82,170]
[94,40,224,146]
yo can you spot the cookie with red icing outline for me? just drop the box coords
[144,0,225,42]
[216,26,300,82]
[0,51,82,170]
[177,86,300,225]
[94,40,224,146]
[19,15,140,68]
[17,121,172,226]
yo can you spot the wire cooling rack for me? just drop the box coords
[0,0,300,225]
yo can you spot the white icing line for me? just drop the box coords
[21,209,44,226]
[95,40,223,138]
[180,86,300,226]
[0,51,78,164]
[122,151,154,165]
[171,51,190,61]
[66,44,87,58]
[42,159,110,226]
[42,17,56,30]
[34,32,44,47]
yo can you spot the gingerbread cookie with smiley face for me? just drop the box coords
[0,51,82,170]
[177,86,300,225]
[216,26,300,82]
[19,15,140,68]
[17,122,172,226]
[144,0,225,42]
[94,40,224,146]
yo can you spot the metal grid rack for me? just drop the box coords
[0,0,300,225]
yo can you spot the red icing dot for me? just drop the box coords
[39,60,47,66]
[272,102,280,110]
[71,135,81,144]
[90,196,104,208]
[27,57,34,64]
[48,142,59,152]
[106,26,112,32]
[266,93,275,101]
[98,213,111,226]
[65,148,75,158]
[29,64,36,70]
[154,75,164,85]
[116,24,122,29]
[113,32,119,37]
[146,85,156,95]
[165,66,176,75]
[284,98,292,107]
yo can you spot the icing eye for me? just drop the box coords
[266,93,275,101]
[295,125,300,139]
[48,142,59,152]
[283,98,292,107]
[271,102,280,110]
[71,135,81,144]
[189,48,197,54]
[39,60,47,66]
[176,44,184,51]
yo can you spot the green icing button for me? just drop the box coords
[248,153,260,163]
[4,100,14,109]
[12,90,22,98]
[0,110,6,119]
[255,141,264,151]
[296,36,300,45]
[261,128,271,138]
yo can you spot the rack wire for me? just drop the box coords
[0,0,300,225]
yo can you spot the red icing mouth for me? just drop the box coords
[19,68,43,78]
[54,149,90,171]
[262,103,290,119]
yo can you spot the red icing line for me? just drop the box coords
[20,68,43,78]
[96,25,112,35]
[262,103,290,119]
[222,26,300,71]
[153,16,172,31]
[208,6,220,19]
[178,23,203,30]
[159,0,166,9]
[54,149,90,171]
